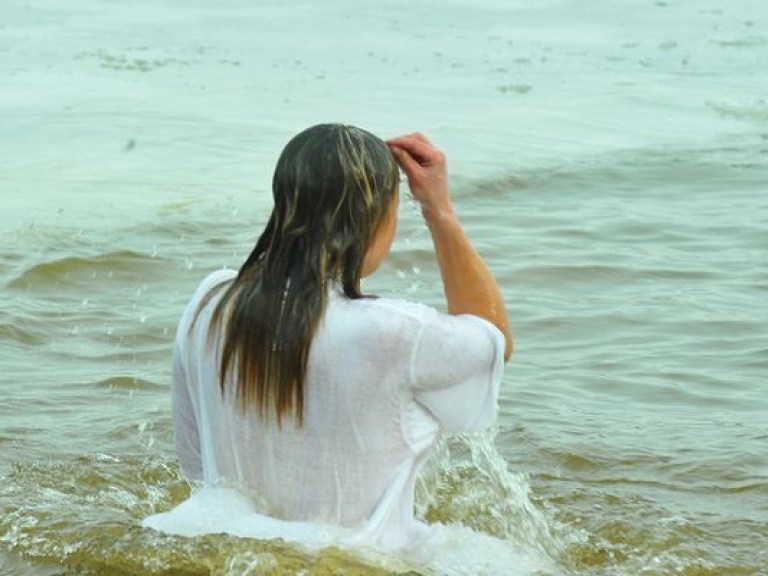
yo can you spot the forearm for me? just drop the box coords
[386,132,513,360]
[425,207,513,361]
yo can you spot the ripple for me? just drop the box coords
[497,84,533,94]
[75,49,197,72]
[713,35,767,48]
[0,319,46,345]
[91,376,164,391]
[706,99,768,122]
[7,250,176,293]
[513,263,716,286]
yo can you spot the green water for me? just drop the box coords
[2,0,767,574]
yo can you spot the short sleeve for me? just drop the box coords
[410,310,505,432]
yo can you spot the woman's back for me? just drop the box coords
[172,268,504,548]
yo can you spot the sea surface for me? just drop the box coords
[1,0,766,574]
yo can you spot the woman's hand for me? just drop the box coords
[387,133,453,222]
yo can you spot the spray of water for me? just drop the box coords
[414,429,565,570]
[0,432,565,575]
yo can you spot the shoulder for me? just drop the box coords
[364,295,435,321]
[178,268,237,332]
[364,295,506,363]
[334,292,500,340]
[323,292,437,355]
[338,293,435,330]
[354,295,501,339]
[193,268,237,301]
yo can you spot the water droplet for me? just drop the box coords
[140,315,147,324]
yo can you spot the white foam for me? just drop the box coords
[143,485,551,575]
[142,486,348,549]
[143,431,562,575]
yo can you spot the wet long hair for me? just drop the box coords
[204,124,399,427]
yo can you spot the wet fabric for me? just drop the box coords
[143,269,504,550]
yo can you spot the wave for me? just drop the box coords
[512,263,716,285]
[712,35,767,49]
[706,99,768,122]
[0,319,46,346]
[7,250,176,293]
[91,376,164,391]
[467,137,767,201]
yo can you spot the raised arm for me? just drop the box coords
[387,133,513,361]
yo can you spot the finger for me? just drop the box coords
[386,134,412,146]
[389,132,432,144]
[410,132,432,145]
[386,132,430,147]
[389,145,422,176]
[386,136,437,165]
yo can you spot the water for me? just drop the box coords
[1,0,767,573]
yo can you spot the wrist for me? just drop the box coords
[421,201,456,227]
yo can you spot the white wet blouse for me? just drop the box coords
[144,269,504,551]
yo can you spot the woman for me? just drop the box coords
[144,124,512,551]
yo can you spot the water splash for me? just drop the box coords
[0,435,564,576]
[416,430,565,563]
